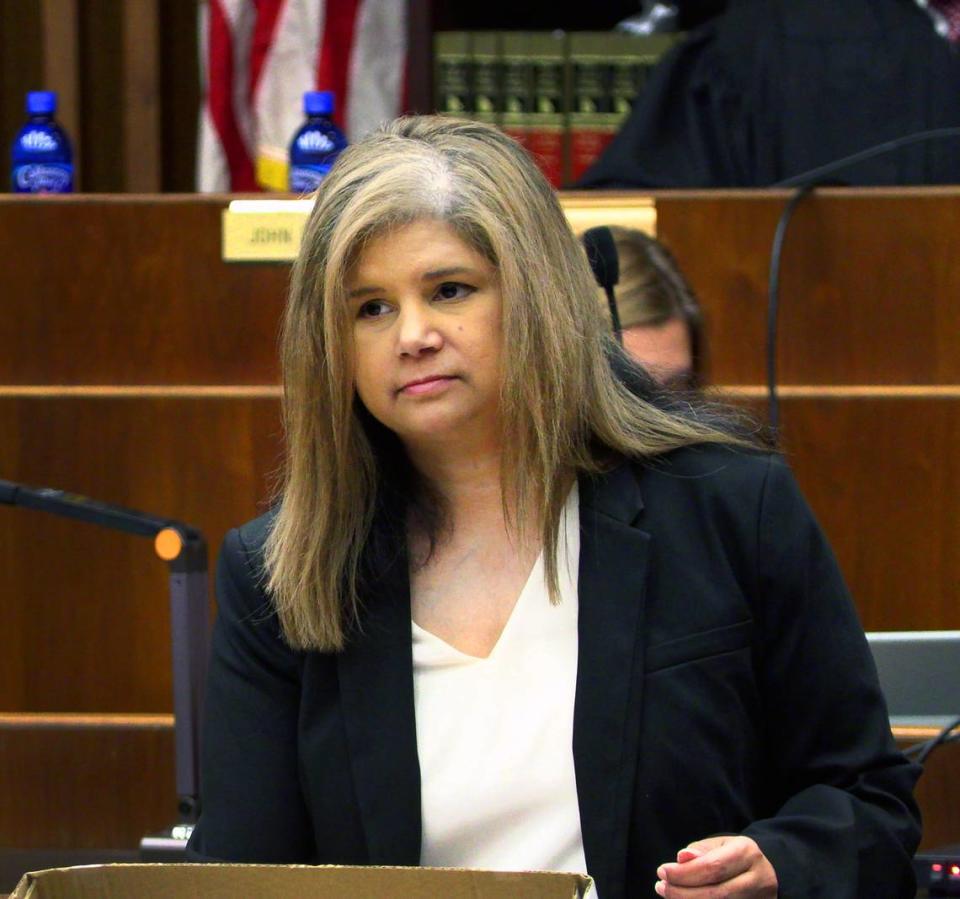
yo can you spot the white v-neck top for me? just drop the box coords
[412,484,587,878]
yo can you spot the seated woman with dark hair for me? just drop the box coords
[187,115,921,899]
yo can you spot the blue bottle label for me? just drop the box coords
[290,163,333,193]
[12,163,73,193]
[295,130,337,155]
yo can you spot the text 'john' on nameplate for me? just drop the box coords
[222,199,314,262]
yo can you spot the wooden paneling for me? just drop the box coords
[0,715,174,848]
[2,0,200,193]
[652,188,960,385]
[780,396,960,630]
[0,197,286,385]
[40,0,81,186]
[0,192,956,713]
[406,0,434,115]
[2,392,955,713]
[6,189,959,386]
[722,394,960,632]
[158,0,200,192]
[77,0,125,193]
[0,394,282,712]
[912,742,960,852]
[0,2,43,172]
[895,729,960,852]
[122,0,161,192]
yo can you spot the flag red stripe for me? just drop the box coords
[316,0,362,130]
[249,0,285,102]
[208,0,257,190]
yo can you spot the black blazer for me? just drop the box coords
[187,446,921,898]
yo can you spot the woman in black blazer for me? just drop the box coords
[187,116,920,898]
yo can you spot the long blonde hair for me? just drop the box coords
[266,115,753,651]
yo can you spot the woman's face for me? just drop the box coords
[621,317,693,388]
[345,218,504,453]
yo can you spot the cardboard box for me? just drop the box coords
[12,863,594,898]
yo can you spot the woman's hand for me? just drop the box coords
[654,835,778,897]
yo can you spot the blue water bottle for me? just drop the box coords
[11,90,73,193]
[288,91,348,193]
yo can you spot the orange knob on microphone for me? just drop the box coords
[155,527,183,561]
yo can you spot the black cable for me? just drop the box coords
[774,126,960,188]
[764,125,960,439]
[763,131,960,773]
[903,715,960,766]
[766,182,817,438]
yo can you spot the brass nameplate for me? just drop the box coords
[221,207,312,262]
[561,194,657,237]
[221,196,656,263]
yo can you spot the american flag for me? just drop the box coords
[197,0,408,191]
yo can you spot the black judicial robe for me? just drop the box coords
[578,0,960,188]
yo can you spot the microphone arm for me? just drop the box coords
[0,478,209,828]
[0,479,201,541]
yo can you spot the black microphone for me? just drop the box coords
[581,226,623,341]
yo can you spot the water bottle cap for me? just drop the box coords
[27,91,57,115]
[304,91,334,116]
